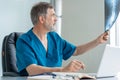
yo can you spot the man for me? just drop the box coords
[16,2,109,76]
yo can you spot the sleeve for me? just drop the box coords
[51,31,76,60]
[62,39,76,60]
[16,38,37,72]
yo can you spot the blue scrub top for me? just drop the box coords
[16,28,76,75]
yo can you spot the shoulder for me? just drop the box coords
[17,29,33,44]
[19,33,31,42]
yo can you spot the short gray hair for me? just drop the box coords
[30,2,53,25]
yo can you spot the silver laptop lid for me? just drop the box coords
[97,44,120,77]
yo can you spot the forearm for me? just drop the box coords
[26,64,62,76]
[73,31,109,56]
[73,39,100,56]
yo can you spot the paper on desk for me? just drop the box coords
[52,72,96,79]
[27,72,96,80]
[27,75,53,80]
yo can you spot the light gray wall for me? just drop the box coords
[62,0,109,73]
[0,0,50,76]
[0,0,109,76]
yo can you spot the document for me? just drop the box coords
[27,72,96,80]
[27,75,53,80]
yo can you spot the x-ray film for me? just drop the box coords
[105,0,120,31]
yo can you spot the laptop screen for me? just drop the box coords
[97,44,120,77]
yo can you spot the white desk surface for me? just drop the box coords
[1,72,120,80]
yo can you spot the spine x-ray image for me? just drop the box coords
[105,0,120,31]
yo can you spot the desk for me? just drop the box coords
[1,72,120,80]
[0,77,27,80]
[0,76,119,80]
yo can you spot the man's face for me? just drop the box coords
[43,8,57,31]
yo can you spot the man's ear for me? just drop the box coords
[38,16,45,24]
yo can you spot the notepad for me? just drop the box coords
[27,72,95,80]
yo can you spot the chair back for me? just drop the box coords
[2,32,23,76]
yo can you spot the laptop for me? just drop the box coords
[96,44,120,78]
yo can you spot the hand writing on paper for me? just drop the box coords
[61,60,85,72]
